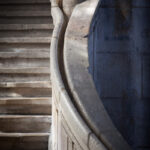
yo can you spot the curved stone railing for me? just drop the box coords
[50,0,132,149]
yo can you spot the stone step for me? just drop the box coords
[0,43,50,53]
[0,52,50,58]
[0,37,51,43]
[0,48,50,53]
[0,115,51,133]
[0,4,51,11]
[0,133,49,150]
[0,81,51,88]
[0,24,54,30]
[0,16,52,24]
[0,67,50,74]
[0,73,50,82]
[0,87,51,97]
[0,30,52,37]
[0,58,50,68]
[0,97,51,115]
[0,0,52,148]
[0,10,51,17]
[0,0,50,4]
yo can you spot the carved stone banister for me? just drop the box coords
[50,0,132,149]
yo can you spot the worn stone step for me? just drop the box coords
[0,82,51,97]
[0,58,50,68]
[0,52,50,58]
[0,37,51,43]
[0,115,51,133]
[0,87,51,97]
[0,81,51,88]
[0,4,51,11]
[0,0,52,149]
[0,43,50,52]
[0,24,54,30]
[0,67,50,74]
[0,30,52,37]
[0,97,51,115]
[0,10,51,17]
[0,0,50,4]
[0,48,50,53]
[0,133,50,150]
[0,73,50,82]
[0,16,52,24]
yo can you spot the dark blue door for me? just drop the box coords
[88,0,150,149]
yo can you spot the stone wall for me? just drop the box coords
[88,1,150,149]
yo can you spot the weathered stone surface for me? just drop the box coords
[0,24,54,30]
[0,67,49,73]
[0,97,52,115]
[0,0,50,4]
[0,0,52,149]
[0,115,51,133]
[50,0,115,150]
[0,133,49,150]
[64,0,131,150]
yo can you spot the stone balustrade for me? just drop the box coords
[50,0,132,149]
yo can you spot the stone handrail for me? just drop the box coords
[50,0,132,149]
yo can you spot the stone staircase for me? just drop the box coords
[0,0,52,149]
